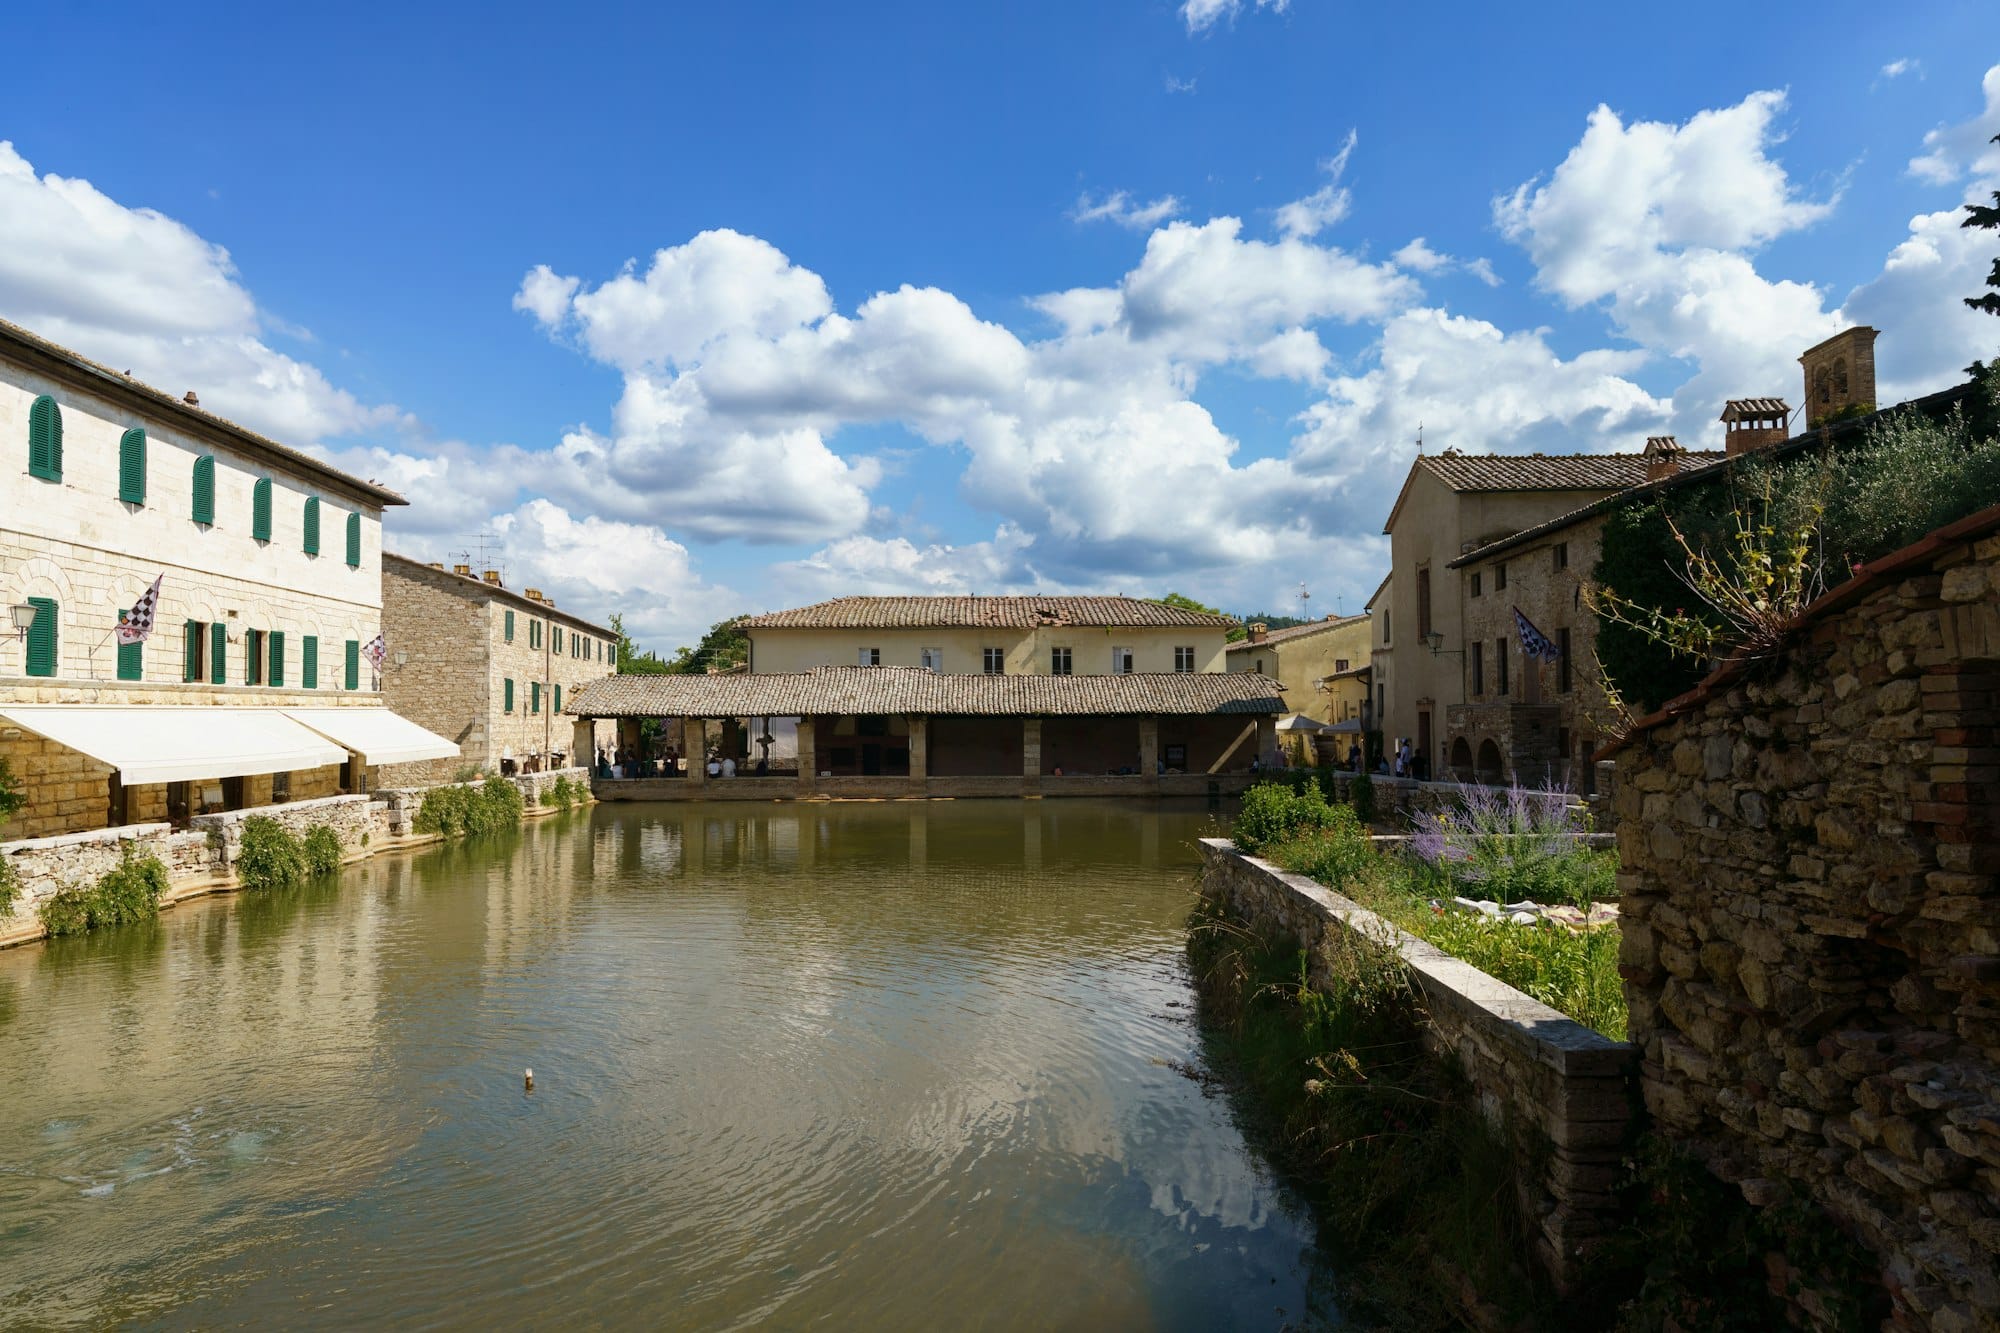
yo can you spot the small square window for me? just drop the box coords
[1111,646,1133,674]
[983,647,1005,674]
[1470,571,1482,597]
[1173,646,1196,673]
[1495,562,1508,591]
[859,647,880,666]
[1553,542,1569,572]
[1050,647,1072,675]
[921,647,943,672]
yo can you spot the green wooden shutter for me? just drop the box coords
[117,637,143,681]
[183,620,202,682]
[192,455,216,524]
[302,635,318,689]
[27,396,61,481]
[24,598,57,677]
[245,629,262,685]
[344,639,360,690]
[554,683,562,713]
[210,622,227,684]
[504,678,515,713]
[504,609,515,642]
[269,631,285,687]
[252,478,273,542]
[303,497,320,555]
[531,682,541,714]
[345,512,361,567]
[118,428,147,504]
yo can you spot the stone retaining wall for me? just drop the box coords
[1198,838,1638,1292]
[1606,510,2000,1330]
[0,822,215,944]
[191,793,378,869]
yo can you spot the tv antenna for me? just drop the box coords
[1295,581,1311,621]
[451,531,508,583]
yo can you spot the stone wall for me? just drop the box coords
[1609,512,2000,1330]
[0,822,215,944]
[192,793,378,869]
[1198,839,1638,1292]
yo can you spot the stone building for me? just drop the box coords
[1801,325,1879,428]
[1225,614,1371,759]
[0,318,455,839]
[377,554,618,784]
[740,596,1236,676]
[1602,500,2000,1330]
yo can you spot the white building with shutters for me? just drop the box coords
[0,317,457,839]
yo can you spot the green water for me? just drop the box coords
[0,799,1337,1330]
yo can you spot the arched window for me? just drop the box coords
[303,496,321,555]
[345,511,362,567]
[24,597,58,677]
[118,428,147,505]
[28,395,62,481]
[192,455,216,525]
[252,478,274,542]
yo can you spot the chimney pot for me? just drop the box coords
[453,563,472,576]
[1642,436,1686,483]
[183,391,199,406]
[481,570,502,585]
[525,588,544,603]
[1249,622,1269,643]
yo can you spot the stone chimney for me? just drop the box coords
[427,561,443,569]
[1248,622,1269,643]
[1800,326,1878,428]
[1720,398,1791,457]
[524,588,544,603]
[453,563,472,576]
[481,570,503,586]
[1642,436,1686,483]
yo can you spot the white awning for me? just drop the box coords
[283,707,459,765]
[1275,714,1333,732]
[0,705,349,785]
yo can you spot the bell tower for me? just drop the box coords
[1799,327,1878,428]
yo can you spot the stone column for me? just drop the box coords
[572,721,595,770]
[797,716,817,792]
[683,717,707,785]
[909,715,929,783]
[1256,715,1277,767]
[1022,717,1042,786]
[1139,717,1160,790]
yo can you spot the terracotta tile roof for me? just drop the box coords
[567,665,1286,718]
[1225,613,1370,650]
[0,316,407,508]
[1721,398,1790,420]
[1596,499,2000,760]
[382,553,616,636]
[1415,449,1723,494]
[738,596,1238,630]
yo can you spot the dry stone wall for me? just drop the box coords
[1199,839,1638,1292]
[1611,519,2000,1330]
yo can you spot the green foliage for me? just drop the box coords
[1278,805,1373,893]
[1611,1139,1879,1332]
[0,757,25,824]
[39,845,167,937]
[1407,905,1627,1040]
[664,616,749,675]
[1964,132,2000,318]
[452,763,485,783]
[1232,780,1341,854]
[236,817,306,893]
[0,856,19,918]
[608,611,674,675]
[1349,770,1376,826]
[414,776,525,838]
[301,825,343,877]
[1154,591,1245,640]
[539,775,585,809]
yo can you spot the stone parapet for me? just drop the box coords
[1198,838,1638,1292]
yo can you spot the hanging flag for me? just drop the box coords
[1513,606,1561,664]
[115,574,165,645]
[363,633,388,671]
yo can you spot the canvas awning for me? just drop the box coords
[283,707,459,765]
[1275,714,1331,732]
[0,705,349,785]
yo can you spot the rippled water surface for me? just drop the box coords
[0,799,1335,1330]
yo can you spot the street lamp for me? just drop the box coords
[1422,630,1465,660]
[10,602,36,642]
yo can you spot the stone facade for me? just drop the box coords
[1225,614,1372,727]
[1801,326,1879,428]
[1607,507,2000,1330]
[1198,839,1638,1292]
[377,556,615,784]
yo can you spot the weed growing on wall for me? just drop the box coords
[0,756,25,826]
[39,846,168,937]
[414,777,524,838]
[540,776,585,810]
[301,825,343,877]
[236,818,306,893]
[0,856,20,918]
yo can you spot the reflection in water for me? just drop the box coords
[0,800,1336,1330]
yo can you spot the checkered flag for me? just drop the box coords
[1513,606,1561,664]
[363,633,388,672]
[115,574,164,645]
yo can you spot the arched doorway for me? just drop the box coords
[1475,739,1504,786]
[1448,737,1473,782]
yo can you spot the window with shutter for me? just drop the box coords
[184,620,203,682]
[252,478,273,542]
[24,598,57,677]
[191,455,216,525]
[117,636,143,681]
[504,678,515,713]
[344,639,360,690]
[27,396,61,481]
[555,684,562,713]
[504,609,515,642]
[302,635,318,689]
[303,497,320,555]
[269,631,285,687]
[531,682,541,714]
[345,512,361,567]
[119,428,147,505]
[245,629,264,685]
[210,622,227,684]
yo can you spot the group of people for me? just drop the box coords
[595,745,772,779]
[1334,738,1430,781]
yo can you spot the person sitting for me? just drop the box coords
[706,754,722,778]
[721,755,737,778]
[754,756,769,776]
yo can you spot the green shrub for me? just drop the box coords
[0,756,25,824]
[1349,770,1376,826]
[415,776,524,838]
[301,825,343,877]
[474,776,525,833]
[1233,781,1339,854]
[540,775,584,810]
[0,856,21,918]
[39,845,168,937]
[236,817,306,892]
[1274,803,1373,894]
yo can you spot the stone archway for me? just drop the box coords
[1475,738,1504,786]
[1449,736,1473,782]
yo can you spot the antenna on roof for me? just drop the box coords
[1415,421,1424,455]
[1296,581,1310,620]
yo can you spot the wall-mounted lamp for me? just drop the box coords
[1422,631,1465,660]
[394,651,410,669]
[11,602,37,642]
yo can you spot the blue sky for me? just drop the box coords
[4,1,1999,651]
